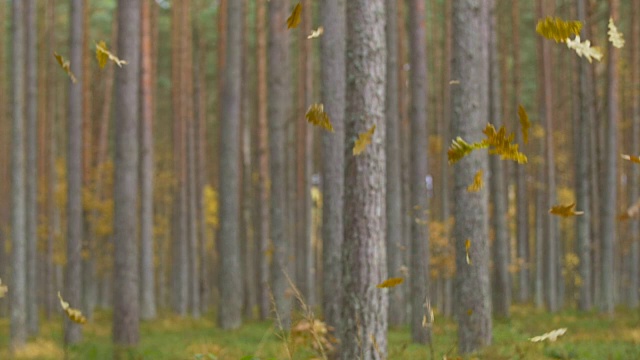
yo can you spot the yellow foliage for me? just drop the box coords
[305,103,334,132]
[286,2,302,29]
[536,16,582,43]
[518,105,531,144]
[53,52,77,83]
[58,292,87,324]
[447,137,483,164]
[482,124,527,164]
[549,203,584,218]
[203,185,219,230]
[621,154,640,164]
[376,277,404,288]
[467,170,483,193]
[353,125,376,156]
[429,219,455,279]
[96,41,128,68]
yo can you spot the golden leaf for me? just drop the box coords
[618,198,640,221]
[305,103,334,132]
[607,18,625,48]
[536,16,582,43]
[467,308,473,316]
[0,278,7,298]
[621,154,640,164]
[529,328,567,342]
[482,124,528,164]
[353,125,376,156]
[566,36,603,63]
[286,2,302,29]
[307,26,324,39]
[53,52,77,83]
[518,105,531,144]
[447,137,485,164]
[465,239,472,265]
[467,170,483,193]
[549,203,584,217]
[376,277,404,288]
[57,292,87,324]
[96,41,128,69]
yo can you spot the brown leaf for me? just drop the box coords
[549,203,584,217]
[286,2,302,29]
[353,125,376,156]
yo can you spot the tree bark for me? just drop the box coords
[452,0,492,353]
[0,0,7,319]
[340,0,387,358]
[113,0,141,347]
[629,0,640,309]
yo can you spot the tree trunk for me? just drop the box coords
[0,0,8,319]
[384,0,404,328]
[489,0,510,318]
[139,0,157,320]
[113,0,141,348]
[629,0,640,309]
[442,0,453,318]
[341,0,387,358]
[11,0,27,350]
[452,0,492,353]
[407,0,431,343]
[601,0,619,316]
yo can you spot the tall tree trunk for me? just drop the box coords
[629,0,640,309]
[187,101,200,318]
[139,0,157,320]
[341,0,387,358]
[65,0,84,345]
[11,0,27,350]
[25,0,39,336]
[268,0,292,330]
[384,0,404,328]
[113,0,141,348]
[0,0,8,319]
[601,0,619,316]
[218,0,243,330]
[489,0,510,318]
[452,0,492,353]
[407,0,431,343]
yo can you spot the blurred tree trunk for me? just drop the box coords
[629,0,640,309]
[341,0,387,358]
[321,0,345,333]
[113,0,141,348]
[11,0,27,350]
[407,0,431,343]
[140,0,157,320]
[442,0,453,318]
[25,0,39,336]
[452,0,492,353]
[385,0,405,328]
[601,0,619,316]
[489,0,510,318]
[65,0,84,345]
[0,0,7,319]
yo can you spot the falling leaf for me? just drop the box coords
[286,2,302,29]
[447,137,483,164]
[307,26,324,39]
[536,16,582,43]
[467,309,473,316]
[449,80,460,85]
[422,298,434,328]
[0,278,7,298]
[353,125,376,156]
[96,41,128,69]
[529,328,567,342]
[58,292,87,324]
[549,203,584,217]
[518,105,531,144]
[53,52,77,83]
[467,170,483,193]
[305,103,334,132]
[621,154,640,164]
[566,35,603,63]
[607,18,625,48]
[618,198,640,221]
[482,124,528,163]
[376,277,404,288]
[465,239,472,265]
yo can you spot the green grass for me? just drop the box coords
[1,305,638,359]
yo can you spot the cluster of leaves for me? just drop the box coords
[58,292,87,324]
[305,104,334,132]
[566,36,603,63]
[54,39,127,81]
[536,17,582,43]
[448,123,528,165]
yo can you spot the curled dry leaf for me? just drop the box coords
[353,125,376,156]
[549,203,584,217]
[467,170,483,193]
[307,26,324,39]
[53,52,77,83]
[96,41,128,68]
[286,2,302,29]
[305,103,334,132]
[376,277,404,288]
[608,18,625,48]
[529,328,567,342]
[58,291,87,324]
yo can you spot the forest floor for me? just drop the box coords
[0,304,639,359]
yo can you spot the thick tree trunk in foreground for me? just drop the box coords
[629,0,640,309]
[452,0,492,354]
[113,0,141,347]
[340,0,387,358]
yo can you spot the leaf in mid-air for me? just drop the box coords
[447,137,486,164]
[621,154,640,164]
[618,198,640,221]
[353,125,376,156]
[536,16,582,43]
[0,278,7,298]
[482,124,528,164]
[307,26,324,39]
[549,203,584,217]
[376,277,404,288]
[422,298,434,328]
[286,2,302,29]
[465,239,472,265]
[58,292,87,324]
[608,18,625,48]
[53,52,77,83]
[529,328,567,342]
[518,105,531,144]
[96,41,128,69]
[566,36,603,63]
[467,170,483,193]
[305,103,334,132]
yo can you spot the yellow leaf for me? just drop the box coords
[467,308,473,316]
[53,52,77,83]
[482,124,528,163]
[96,41,128,69]
[618,198,640,221]
[549,203,584,217]
[57,292,87,324]
[286,2,302,29]
[376,277,404,288]
[518,105,531,144]
[621,154,640,164]
[447,137,485,164]
[536,16,582,43]
[465,239,472,265]
[353,125,376,156]
[305,103,334,132]
[467,170,483,193]
[607,18,625,48]
[307,26,324,39]
[566,35,603,63]
[0,278,7,298]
